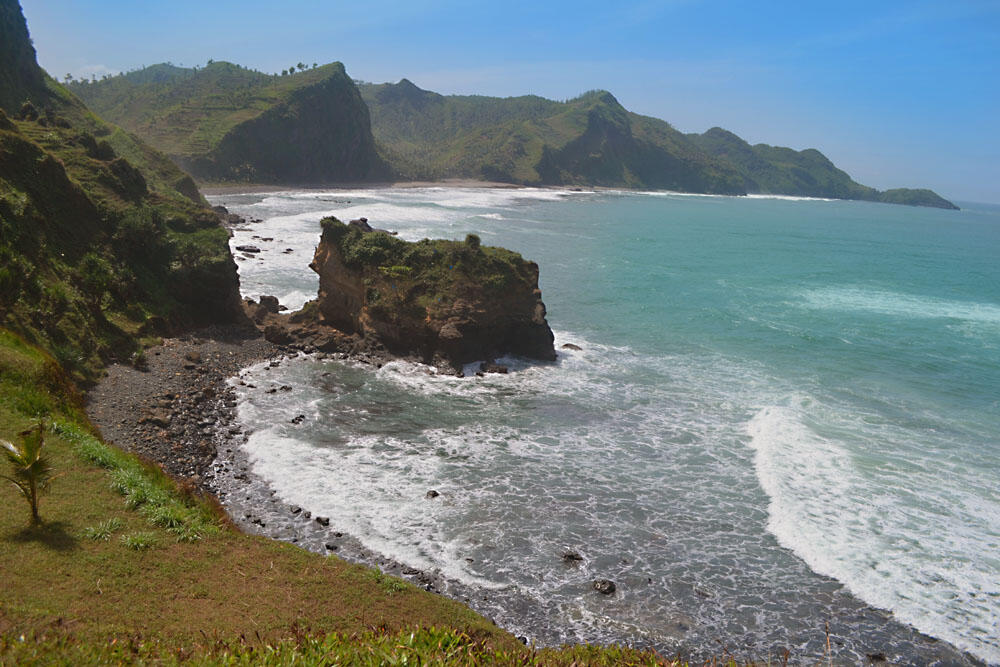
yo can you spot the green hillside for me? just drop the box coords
[360,81,746,193]
[360,80,956,208]
[687,127,958,209]
[0,1,245,384]
[70,61,389,183]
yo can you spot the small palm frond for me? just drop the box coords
[3,422,55,524]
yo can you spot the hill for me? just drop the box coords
[687,127,958,209]
[360,80,957,208]
[360,81,746,194]
[69,61,389,184]
[0,0,245,384]
[70,61,957,208]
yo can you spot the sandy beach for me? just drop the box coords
[198,179,524,197]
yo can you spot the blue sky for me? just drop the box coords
[20,0,1000,203]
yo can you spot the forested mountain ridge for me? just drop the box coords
[359,82,746,194]
[687,127,957,208]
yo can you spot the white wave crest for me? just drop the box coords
[748,401,1000,663]
[801,286,1000,324]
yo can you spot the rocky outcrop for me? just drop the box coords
[277,217,555,371]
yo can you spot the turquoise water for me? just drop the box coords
[213,189,999,664]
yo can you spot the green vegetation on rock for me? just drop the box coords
[70,61,389,183]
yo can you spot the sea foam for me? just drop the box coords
[801,286,1000,325]
[748,401,1000,663]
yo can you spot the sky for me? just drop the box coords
[19,0,1000,204]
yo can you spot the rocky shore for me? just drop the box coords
[86,324,281,488]
[85,322,575,648]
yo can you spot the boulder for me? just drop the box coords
[480,361,509,374]
[258,295,281,313]
[593,579,616,595]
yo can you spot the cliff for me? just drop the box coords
[0,0,246,383]
[281,217,555,371]
[70,62,389,184]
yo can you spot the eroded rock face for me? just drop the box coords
[307,217,555,370]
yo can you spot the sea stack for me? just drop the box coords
[306,217,555,370]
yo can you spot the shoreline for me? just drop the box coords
[84,329,581,649]
[84,202,988,665]
[85,327,986,665]
[198,179,526,197]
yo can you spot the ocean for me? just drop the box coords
[208,187,999,665]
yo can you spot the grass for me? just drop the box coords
[0,627,715,665]
[81,517,123,541]
[120,532,158,551]
[0,328,524,661]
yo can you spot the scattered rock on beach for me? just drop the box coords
[315,516,330,526]
[235,245,261,253]
[593,579,616,595]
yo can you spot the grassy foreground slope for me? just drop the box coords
[0,331,534,665]
[70,61,388,184]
